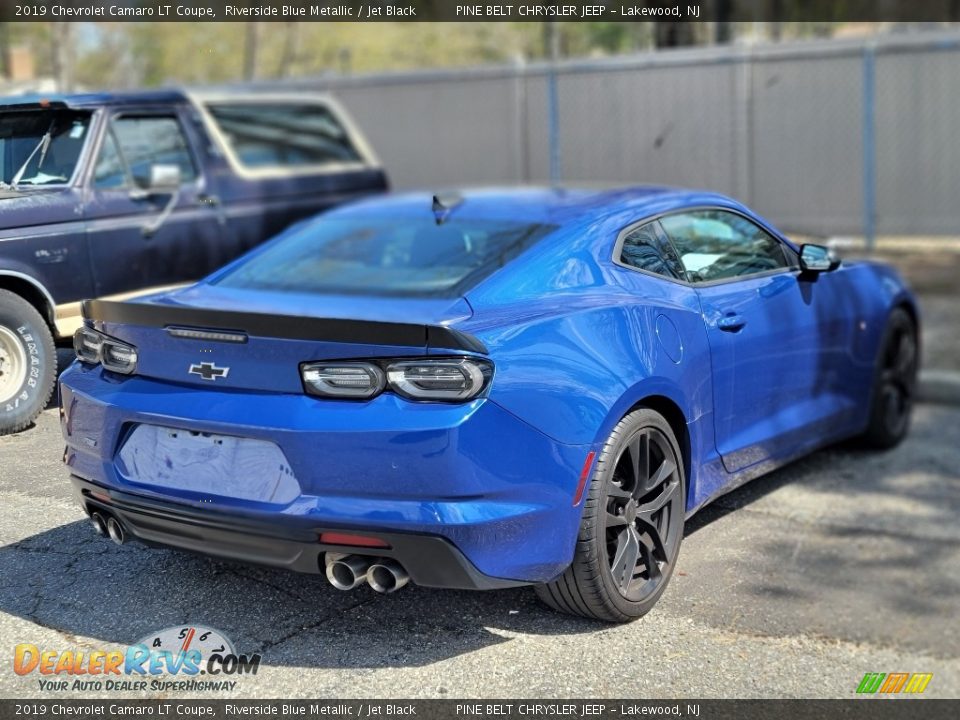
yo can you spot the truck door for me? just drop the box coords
[83,108,225,297]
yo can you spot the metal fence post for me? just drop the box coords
[862,44,877,252]
[547,67,561,184]
[545,21,561,184]
[513,58,530,183]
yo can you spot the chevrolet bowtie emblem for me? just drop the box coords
[188,362,230,381]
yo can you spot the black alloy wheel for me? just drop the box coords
[603,425,684,604]
[862,307,918,449]
[536,408,685,622]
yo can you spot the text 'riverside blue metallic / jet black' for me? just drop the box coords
[59,186,920,621]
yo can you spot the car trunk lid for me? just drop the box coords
[82,287,481,393]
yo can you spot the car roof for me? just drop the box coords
[0,89,190,110]
[329,186,747,227]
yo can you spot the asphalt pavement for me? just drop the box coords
[0,399,958,699]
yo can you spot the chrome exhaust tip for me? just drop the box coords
[325,554,373,591]
[90,512,107,537]
[367,559,409,594]
[106,516,126,545]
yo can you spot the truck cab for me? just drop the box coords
[0,89,387,434]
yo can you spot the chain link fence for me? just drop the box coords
[292,31,960,244]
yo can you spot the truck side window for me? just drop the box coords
[93,131,128,189]
[204,103,362,169]
[94,116,197,190]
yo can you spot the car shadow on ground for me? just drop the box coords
[0,517,603,668]
[1,408,955,667]
[675,406,960,656]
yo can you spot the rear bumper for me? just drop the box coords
[72,475,521,590]
[60,363,593,585]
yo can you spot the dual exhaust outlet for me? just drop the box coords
[325,553,409,594]
[89,510,127,545]
[89,509,408,594]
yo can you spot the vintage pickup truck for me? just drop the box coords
[0,89,387,434]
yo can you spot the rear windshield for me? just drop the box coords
[214,217,556,297]
[205,102,363,168]
[0,109,92,186]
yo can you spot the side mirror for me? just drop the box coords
[799,244,840,273]
[146,163,181,192]
[130,164,181,200]
[139,164,182,238]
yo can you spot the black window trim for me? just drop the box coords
[88,107,204,192]
[612,205,801,289]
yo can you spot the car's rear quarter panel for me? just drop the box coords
[463,215,723,514]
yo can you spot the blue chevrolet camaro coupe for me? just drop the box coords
[59,187,919,621]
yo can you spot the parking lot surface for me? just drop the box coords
[1,399,958,699]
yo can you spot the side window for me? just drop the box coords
[619,221,686,281]
[659,210,789,283]
[94,115,197,190]
[204,102,363,169]
[93,131,128,189]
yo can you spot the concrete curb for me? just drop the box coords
[918,370,960,406]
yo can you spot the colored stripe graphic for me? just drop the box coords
[857,673,886,694]
[879,673,909,693]
[903,673,933,694]
[856,672,933,694]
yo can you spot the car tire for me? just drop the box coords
[0,290,57,436]
[535,408,686,622]
[860,307,918,450]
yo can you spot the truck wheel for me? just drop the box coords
[0,290,56,435]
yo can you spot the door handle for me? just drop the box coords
[717,313,747,332]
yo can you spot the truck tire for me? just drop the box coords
[0,290,57,435]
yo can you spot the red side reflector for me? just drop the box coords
[90,490,110,503]
[318,532,391,549]
[572,451,596,506]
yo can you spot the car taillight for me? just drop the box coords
[100,340,138,374]
[301,362,385,399]
[386,358,491,401]
[73,327,138,375]
[73,327,102,364]
[300,357,493,403]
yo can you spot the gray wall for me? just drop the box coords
[292,32,960,238]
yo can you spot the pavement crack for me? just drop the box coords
[224,567,311,603]
[250,596,379,655]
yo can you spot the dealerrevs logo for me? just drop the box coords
[13,625,261,693]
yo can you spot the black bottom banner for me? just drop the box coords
[1,700,958,720]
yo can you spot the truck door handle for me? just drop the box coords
[717,313,746,332]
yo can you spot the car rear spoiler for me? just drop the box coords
[81,299,488,354]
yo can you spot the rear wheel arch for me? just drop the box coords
[596,387,692,505]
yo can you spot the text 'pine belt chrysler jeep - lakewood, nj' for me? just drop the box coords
[0,89,387,433]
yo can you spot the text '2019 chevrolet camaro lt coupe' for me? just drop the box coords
[59,187,919,621]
